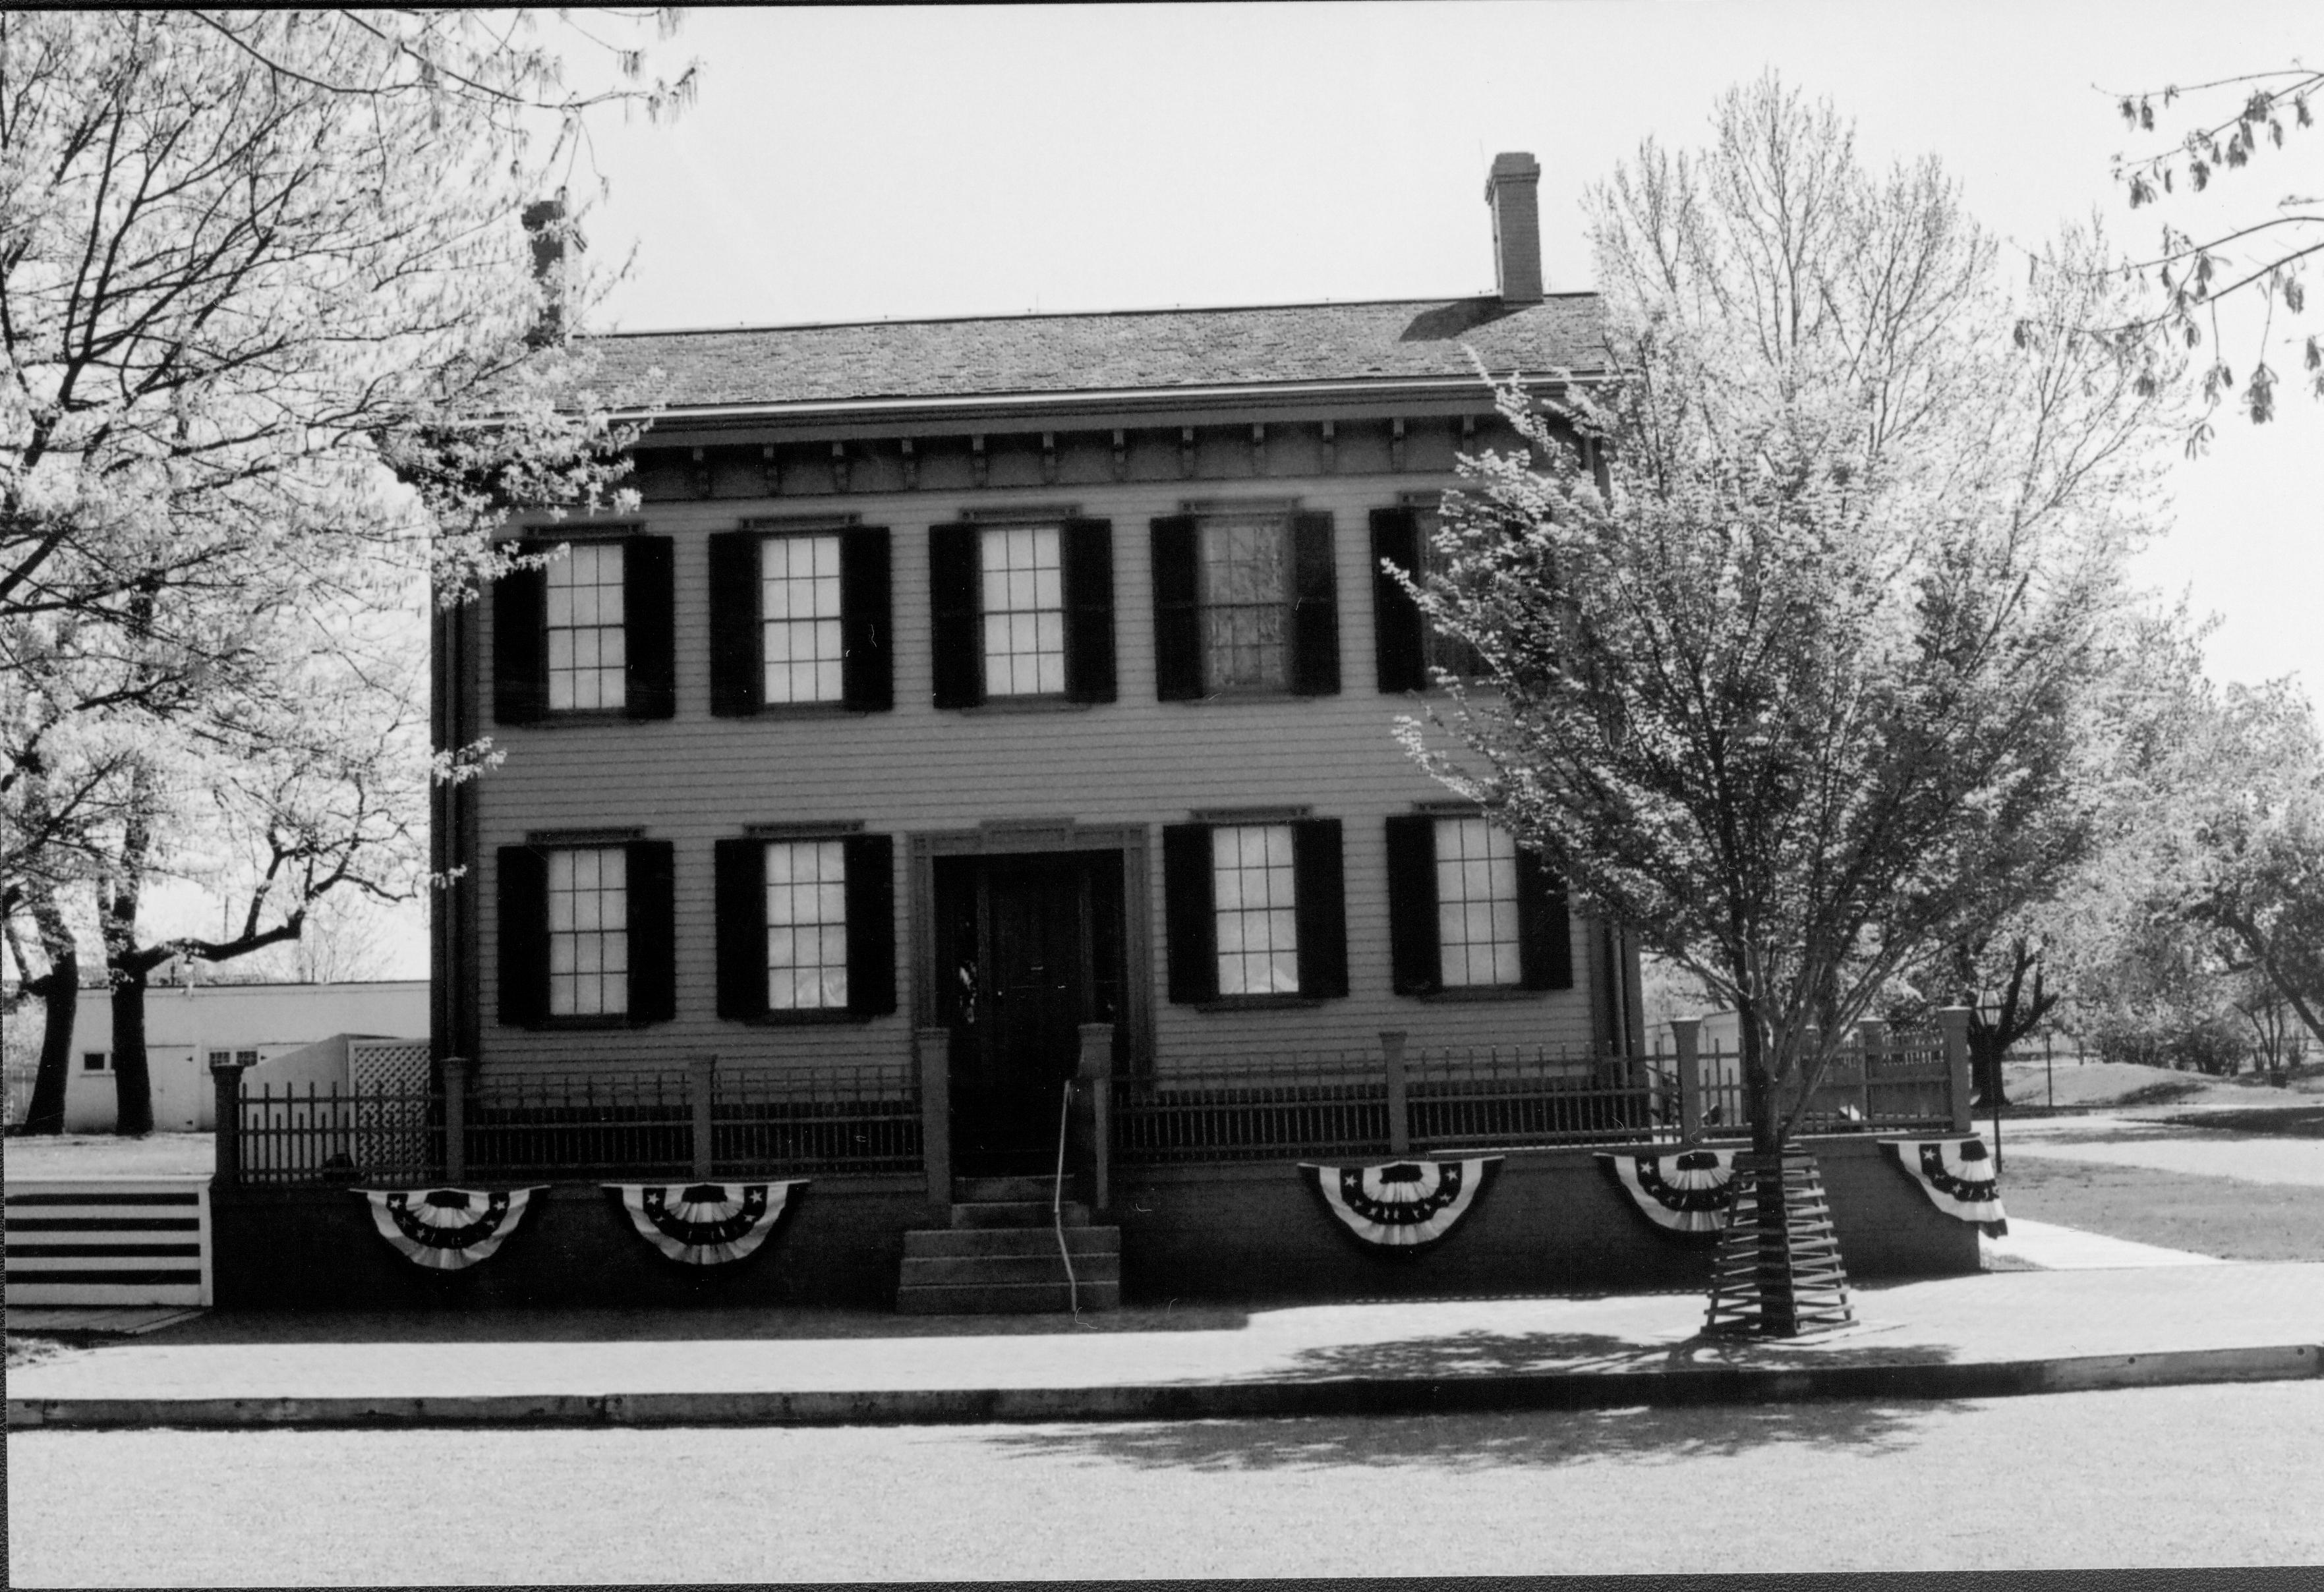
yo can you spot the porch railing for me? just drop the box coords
[220,1055,921,1187]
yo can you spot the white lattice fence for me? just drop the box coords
[349,1040,432,1172]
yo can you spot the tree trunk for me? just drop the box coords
[20,952,78,1135]
[1970,1038,2010,1108]
[109,965,154,1137]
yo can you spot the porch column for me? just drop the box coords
[1670,1018,1702,1145]
[916,1025,952,1207]
[1380,1031,1410,1156]
[1078,1022,1114,1211]
[1938,1006,1973,1133]
[442,1055,471,1183]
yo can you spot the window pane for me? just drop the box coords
[1435,818,1523,986]
[978,526,1066,697]
[545,845,630,1016]
[1198,516,1290,692]
[544,544,627,714]
[762,534,844,703]
[1211,824,1299,996]
[764,839,850,1010]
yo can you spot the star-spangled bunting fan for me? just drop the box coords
[1296,1158,1501,1253]
[357,1187,543,1272]
[1880,1137,2008,1237]
[603,1181,807,1266]
[1596,1147,1738,1238]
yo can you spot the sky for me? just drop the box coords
[130,1,2324,981]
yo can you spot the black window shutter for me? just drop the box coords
[626,840,677,1023]
[490,550,547,724]
[1292,818,1348,998]
[624,534,676,720]
[844,833,896,1015]
[714,838,768,1021]
[1290,511,1341,696]
[840,527,893,712]
[1371,507,1428,694]
[1383,814,1442,994]
[929,525,983,709]
[1060,518,1116,704]
[1149,515,1203,701]
[707,530,761,717]
[1161,823,1217,1002]
[496,845,548,1027]
[1516,849,1574,990]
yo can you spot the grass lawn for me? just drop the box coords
[2,1131,214,1180]
[1999,1153,2324,1263]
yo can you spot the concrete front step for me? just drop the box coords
[904,1226,1119,1259]
[952,1176,1071,1203]
[900,1251,1124,1288]
[894,1278,1123,1315]
[950,1201,1090,1230]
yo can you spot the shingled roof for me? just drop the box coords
[581,293,1606,415]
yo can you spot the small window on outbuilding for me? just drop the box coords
[83,1051,109,1073]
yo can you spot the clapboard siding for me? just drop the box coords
[473,462,1604,1076]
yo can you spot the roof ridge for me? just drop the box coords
[588,292,1599,341]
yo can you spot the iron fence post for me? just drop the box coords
[1671,1019,1702,1145]
[690,1053,717,1181]
[1938,1006,1973,1133]
[442,1055,471,1183]
[917,1026,952,1208]
[1078,1022,1114,1210]
[1856,1020,1886,1125]
[1380,1031,1410,1155]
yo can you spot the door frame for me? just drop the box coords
[908,820,1151,1075]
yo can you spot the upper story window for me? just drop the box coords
[1153,510,1339,701]
[764,839,850,1011]
[1161,816,1347,1004]
[546,846,629,1017]
[761,533,845,705]
[1372,503,1483,692]
[492,532,674,724]
[1383,813,1574,996]
[710,526,892,716]
[980,526,1067,697]
[545,542,627,712]
[497,838,676,1029]
[930,519,1115,709]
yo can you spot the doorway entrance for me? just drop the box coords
[933,849,1126,1177]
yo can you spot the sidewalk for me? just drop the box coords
[11,1249,2322,1429]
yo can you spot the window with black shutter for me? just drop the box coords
[1162,818,1346,1004]
[713,830,896,1022]
[1372,505,1482,693]
[708,526,892,716]
[930,521,1116,708]
[490,534,674,722]
[1149,511,1339,700]
[1383,814,1573,995]
[498,839,675,1027]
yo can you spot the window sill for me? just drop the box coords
[749,701,866,720]
[1404,984,1546,1004]
[531,709,642,726]
[517,1014,647,1031]
[955,696,1094,716]
[1191,993,1326,1013]
[1167,690,1337,706]
[734,1008,870,1027]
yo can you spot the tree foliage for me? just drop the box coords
[0,10,684,1130]
[1403,76,2177,1152]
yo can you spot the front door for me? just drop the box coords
[936,851,1124,1177]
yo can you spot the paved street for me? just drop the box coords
[1997,1110,2324,1187]
[13,1382,2324,1583]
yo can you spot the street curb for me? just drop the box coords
[9,1343,2319,1429]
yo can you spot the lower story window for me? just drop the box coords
[1435,817,1522,986]
[548,846,629,1017]
[1211,822,1299,995]
[766,839,848,1011]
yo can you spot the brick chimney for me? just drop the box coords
[521,194,573,347]
[1484,152,1543,305]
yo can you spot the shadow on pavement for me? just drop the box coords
[985,1389,1966,1470]
[1271,1328,1964,1381]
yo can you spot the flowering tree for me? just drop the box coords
[1403,75,2176,1168]
[0,11,683,1130]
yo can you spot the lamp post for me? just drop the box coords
[1980,1002,2002,1176]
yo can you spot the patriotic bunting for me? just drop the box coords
[1880,1137,2008,1237]
[358,1187,542,1272]
[604,1181,807,1266]
[1596,1147,1739,1239]
[1297,1158,1501,1253]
